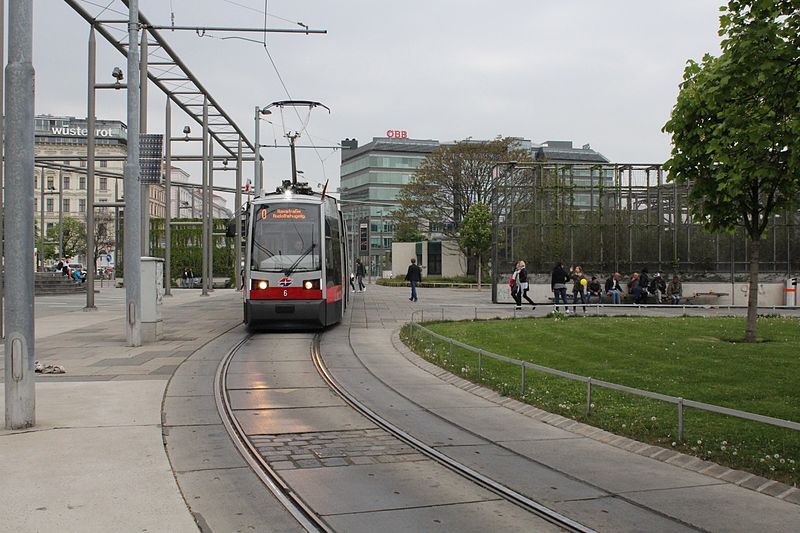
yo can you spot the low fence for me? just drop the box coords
[408,308,800,442]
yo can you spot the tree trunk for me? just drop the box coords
[745,236,760,342]
[476,253,482,291]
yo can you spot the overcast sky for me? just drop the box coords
[34,0,723,199]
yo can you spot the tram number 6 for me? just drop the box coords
[283,290,288,297]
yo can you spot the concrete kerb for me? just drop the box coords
[388,328,800,507]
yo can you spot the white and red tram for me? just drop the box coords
[238,181,348,330]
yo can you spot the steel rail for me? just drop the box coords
[214,334,332,533]
[310,334,595,533]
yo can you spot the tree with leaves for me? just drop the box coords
[397,137,532,243]
[45,217,86,261]
[458,203,492,290]
[390,208,426,243]
[663,0,800,342]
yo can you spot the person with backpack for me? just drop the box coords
[518,260,536,310]
[510,261,523,310]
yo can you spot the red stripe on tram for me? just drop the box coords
[250,287,323,300]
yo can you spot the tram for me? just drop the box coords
[236,180,348,330]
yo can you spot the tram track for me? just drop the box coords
[215,330,595,532]
[214,334,332,533]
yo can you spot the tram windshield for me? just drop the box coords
[251,203,321,273]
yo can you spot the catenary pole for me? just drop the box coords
[201,96,209,296]
[208,139,214,292]
[4,0,35,429]
[85,26,97,310]
[140,28,149,255]
[253,106,261,195]
[235,137,243,291]
[164,97,172,295]
[124,0,143,346]
[0,0,5,339]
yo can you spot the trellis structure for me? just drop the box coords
[493,163,799,277]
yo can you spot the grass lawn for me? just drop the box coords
[400,315,800,485]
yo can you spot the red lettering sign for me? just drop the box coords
[386,130,408,138]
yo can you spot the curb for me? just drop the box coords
[389,328,800,507]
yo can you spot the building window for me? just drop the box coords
[99,160,108,168]
[79,176,86,190]
[46,222,54,232]
[98,199,108,213]
[79,199,86,213]
[63,199,70,213]
[427,241,442,276]
[46,198,54,212]
[46,176,55,189]
[80,160,87,168]
[99,177,108,191]
[63,175,70,190]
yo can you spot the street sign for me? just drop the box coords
[106,254,112,263]
[139,133,164,184]
[359,223,368,252]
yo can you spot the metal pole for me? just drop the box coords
[201,96,209,296]
[164,96,172,296]
[85,26,97,310]
[140,28,149,256]
[0,0,5,339]
[208,139,214,292]
[235,137,243,291]
[124,0,143,346]
[253,106,261,195]
[4,0,36,429]
[289,132,298,185]
[491,167,498,303]
[58,169,63,256]
[39,169,44,271]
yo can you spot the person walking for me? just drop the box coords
[570,265,587,314]
[349,271,356,292]
[405,257,422,302]
[551,261,569,313]
[188,268,196,289]
[182,267,190,288]
[667,274,682,304]
[518,260,536,310]
[355,259,366,292]
[510,261,523,310]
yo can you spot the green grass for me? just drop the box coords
[400,315,800,485]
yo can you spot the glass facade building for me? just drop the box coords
[340,137,439,276]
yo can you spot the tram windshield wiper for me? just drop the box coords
[284,243,317,275]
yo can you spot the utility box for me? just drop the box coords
[786,276,798,307]
[141,257,165,342]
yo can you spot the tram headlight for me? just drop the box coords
[252,280,269,290]
[303,279,320,290]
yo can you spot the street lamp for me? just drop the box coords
[253,106,272,195]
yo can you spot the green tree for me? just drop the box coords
[663,0,800,342]
[397,137,531,242]
[390,208,425,242]
[46,217,86,260]
[458,203,492,290]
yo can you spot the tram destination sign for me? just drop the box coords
[139,134,164,184]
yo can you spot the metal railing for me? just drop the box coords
[408,307,800,441]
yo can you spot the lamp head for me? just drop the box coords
[182,126,191,141]
[111,67,124,81]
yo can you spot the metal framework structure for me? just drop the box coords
[493,163,799,277]
[64,0,258,162]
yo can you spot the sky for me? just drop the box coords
[34,0,724,204]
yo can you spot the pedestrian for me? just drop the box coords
[518,260,536,309]
[551,261,569,313]
[349,271,356,292]
[56,257,65,275]
[510,261,523,310]
[667,274,682,304]
[629,272,643,303]
[405,257,422,302]
[188,268,196,289]
[570,265,587,313]
[182,267,190,288]
[605,272,623,304]
[355,259,366,291]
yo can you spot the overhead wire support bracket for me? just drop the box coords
[142,25,327,35]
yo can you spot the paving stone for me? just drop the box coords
[740,475,771,491]
[761,481,792,497]
[320,458,348,467]
[271,461,295,470]
[295,459,322,468]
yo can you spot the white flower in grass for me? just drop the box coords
[780,459,786,464]
[721,446,727,451]
[733,451,737,456]
[722,440,728,445]
[621,424,626,428]
[774,454,780,459]
[770,466,776,472]
[760,458,765,463]
[697,440,702,445]
[651,416,657,422]
[590,403,595,408]
[790,459,795,464]
[671,442,676,447]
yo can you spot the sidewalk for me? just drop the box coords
[0,288,243,532]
